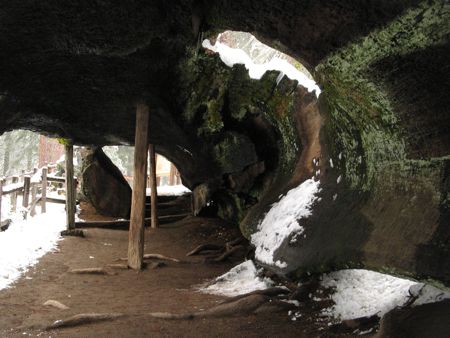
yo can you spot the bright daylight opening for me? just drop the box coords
[202,31,321,96]
[0,131,189,290]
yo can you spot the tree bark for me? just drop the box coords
[127,103,149,270]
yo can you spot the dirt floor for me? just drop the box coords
[0,204,358,338]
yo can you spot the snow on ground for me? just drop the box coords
[251,179,321,268]
[200,260,274,297]
[319,269,450,321]
[202,38,321,96]
[0,203,65,290]
[146,184,191,196]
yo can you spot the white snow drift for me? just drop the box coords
[251,178,321,268]
[320,269,450,321]
[200,260,273,297]
[0,204,65,290]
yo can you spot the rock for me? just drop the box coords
[80,147,131,218]
[376,300,450,338]
[289,279,319,302]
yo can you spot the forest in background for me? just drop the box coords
[0,130,136,178]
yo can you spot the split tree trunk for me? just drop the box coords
[149,144,158,229]
[128,103,150,270]
[65,145,75,230]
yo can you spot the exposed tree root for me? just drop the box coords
[205,245,244,263]
[43,300,69,310]
[187,237,248,263]
[218,287,291,304]
[117,253,183,263]
[148,261,167,269]
[186,244,223,256]
[147,294,270,320]
[106,263,129,270]
[143,253,181,263]
[46,313,125,330]
[69,268,114,275]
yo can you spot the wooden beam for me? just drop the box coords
[41,167,47,213]
[149,144,159,229]
[65,144,75,230]
[128,103,149,270]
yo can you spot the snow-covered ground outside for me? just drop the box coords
[0,202,65,290]
[202,36,321,96]
[251,178,321,268]
[146,184,191,196]
[199,260,274,297]
[319,269,450,321]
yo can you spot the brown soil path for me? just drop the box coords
[0,210,353,337]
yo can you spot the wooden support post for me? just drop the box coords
[11,176,18,212]
[149,144,159,229]
[22,176,31,208]
[65,145,75,230]
[0,178,4,226]
[41,167,47,213]
[128,103,149,270]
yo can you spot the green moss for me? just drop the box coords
[316,0,450,191]
[57,138,72,146]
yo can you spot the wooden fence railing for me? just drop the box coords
[0,165,77,231]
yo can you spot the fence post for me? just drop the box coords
[30,183,37,217]
[41,167,47,213]
[11,176,18,212]
[23,176,31,208]
[0,178,4,226]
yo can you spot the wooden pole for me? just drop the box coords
[41,167,47,213]
[22,176,31,208]
[128,103,149,270]
[65,145,75,230]
[11,176,18,212]
[149,144,159,229]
